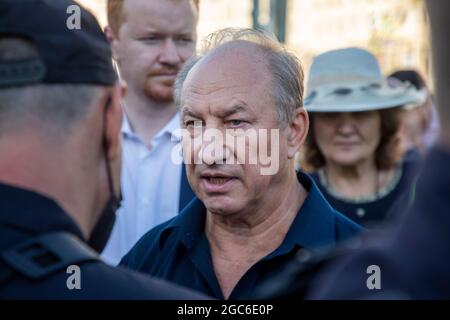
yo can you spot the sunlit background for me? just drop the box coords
[78,0,431,87]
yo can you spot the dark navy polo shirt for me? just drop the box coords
[120,171,362,299]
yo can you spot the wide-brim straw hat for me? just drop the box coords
[304,47,426,112]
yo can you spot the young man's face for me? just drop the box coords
[113,0,197,102]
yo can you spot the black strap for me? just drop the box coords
[0,58,46,88]
[0,232,99,285]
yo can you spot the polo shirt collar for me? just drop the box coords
[281,171,336,249]
[166,171,337,251]
[166,197,205,248]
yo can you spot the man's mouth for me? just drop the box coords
[204,176,234,185]
[151,71,178,77]
[200,172,237,192]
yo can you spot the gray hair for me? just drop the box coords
[0,36,105,139]
[174,28,304,127]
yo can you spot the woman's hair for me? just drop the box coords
[301,108,404,172]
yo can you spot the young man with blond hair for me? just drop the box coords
[102,0,199,264]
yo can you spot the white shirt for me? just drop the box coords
[101,112,183,265]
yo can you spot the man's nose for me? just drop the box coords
[159,38,181,65]
[198,141,232,166]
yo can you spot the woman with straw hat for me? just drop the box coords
[302,47,426,227]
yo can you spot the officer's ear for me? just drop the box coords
[104,26,120,62]
[103,83,123,161]
[286,107,309,159]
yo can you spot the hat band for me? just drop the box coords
[308,74,383,90]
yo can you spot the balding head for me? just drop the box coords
[175,28,305,127]
[183,40,272,105]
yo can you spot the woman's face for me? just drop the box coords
[313,111,382,167]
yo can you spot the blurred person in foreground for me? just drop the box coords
[301,48,425,227]
[0,0,205,300]
[101,0,198,265]
[257,0,450,299]
[119,28,362,299]
[388,69,440,160]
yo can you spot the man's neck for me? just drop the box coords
[124,90,178,144]
[205,170,306,298]
[0,134,98,239]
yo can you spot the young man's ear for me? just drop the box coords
[104,83,123,161]
[287,107,309,159]
[104,26,119,61]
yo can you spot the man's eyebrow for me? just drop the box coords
[174,32,194,37]
[181,107,200,119]
[220,103,252,118]
[181,102,253,119]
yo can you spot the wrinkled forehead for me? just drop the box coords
[182,42,273,106]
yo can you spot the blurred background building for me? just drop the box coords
[78,0,431,87]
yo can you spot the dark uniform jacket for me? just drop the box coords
[0,183,206,300]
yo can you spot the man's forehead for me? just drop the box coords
[181,83,272,120]
[181,74,268,114]
[123,0,197,32]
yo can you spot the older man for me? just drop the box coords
[102,0,198,265]
[120,29,361,299]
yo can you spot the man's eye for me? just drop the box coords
[185,120,203,128]
[229,120,244,127]
[140,36,160,43]
[176,37,193,43]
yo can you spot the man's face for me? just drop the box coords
[180,47,291,217]
[114,0,197,101]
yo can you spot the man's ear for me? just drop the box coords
[287,107,309,159]
[104,26,119,61]
[104,83,123,161]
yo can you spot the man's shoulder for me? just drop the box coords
[78,261,204,299]
[1,259,203,299]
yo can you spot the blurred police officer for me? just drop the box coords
[256,0,450,300]
[0,0,205,299]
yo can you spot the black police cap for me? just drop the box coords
[0,0,117,88]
